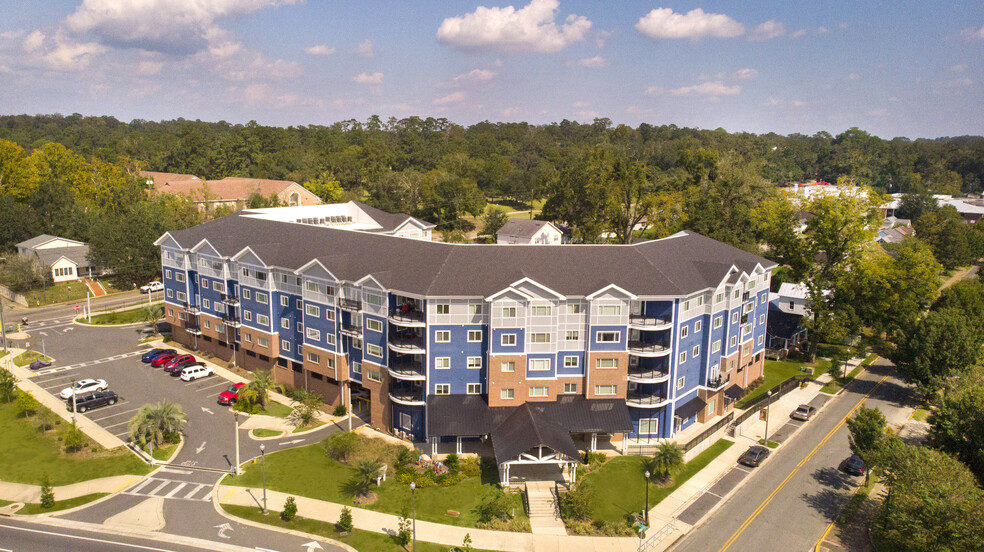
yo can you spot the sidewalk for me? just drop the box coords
[0,474,141,504]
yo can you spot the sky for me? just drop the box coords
[0,0,982,139]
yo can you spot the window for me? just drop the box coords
[436,304,450,315]
[435,330,450,343]
[529,386,549,397]
[201,278,208,287]
[594,385,617,396]
[257,337,270,348]
[176,272,185,282]
[165,269,172,279]
[203,299,211,309]
[309,371,322,380]
[243,331,250,342]
[677,377,685,389]
[176,291,186,302]
[596,358,618,369]
[281,296,289,307]
[712,340,721,353]
[281,340,291,352]
[531,306,551,316]
[306,328,320,340]
[244,310,253,322]
[501,333,516,346]
[256,271,267,282]
[363,343,380,357]
[297,322,304,332]
[468,304,482,315]
[305,281,319,293]
[692,345,700,357]
[204,319,211,329]
[327,334,336,346]
[297,299,302,309]
[213,281,224,293]
[596,331,619,343]
[281,318,290,329]
[715,292,724,303]
[327,358,336,369]
[565,330,580,341]
[501,361,515,373]
[256,292,268,305]
[566,303,581,314]
[257,314,269,326]
[500,388,514,400]
[564,383,577,393]
[707,400,716,414]
[683,300,690,311]
[530,333,550,343]
[352,362,362,374]
[467,383,481,395]
[366,293,383,307]
[435,357,450,369]
[757,335,764,346]
[351,337,362,349]
[680,326,689,339]
[598,305,621,316]
[501,306,517,317]
[467,357,481,369]
[366,319,383,332]
[243,289,251,300]
[167,308,173,316]
[714,316,723,329]
[435,384,450,395]
[367,369,381,382]
[639,418,658,434]
[734,289,740,299]
[730,336,738,347]
[697,296,704,306]
[167,289,173,298]
[241,267,249,278]
[216,323,225,333]
[306,352,320,363]
[564,356,579,368]
[679,351,687,363]
[529,359,550,371]
[759,314,766,324]
[731,312,739,324]
[467,330,482,342]
[695,320,702,332]
[326,310,335,321]
[326,286,335,296]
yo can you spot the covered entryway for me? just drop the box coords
[492,404,583,487]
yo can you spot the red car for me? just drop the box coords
[163,354,196,373]
[218,382,246,405]
[151,353,177,367]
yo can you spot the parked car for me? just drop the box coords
[218,382,246,405]
[142,348,175,363]
[29,359,52,371]
[140,281,164,293]
[842,454,866,477]
[67,390,119,413]
[151,353,177,368]
[179,364,214,381]
[162,354,195,372]
[59,378,108,399]
[738,445,771,467]
[165,358,199,375]
[792,404,818,421]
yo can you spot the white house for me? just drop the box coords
[496,219,564,245]
[15,235,99,283]
[239,201,435,240]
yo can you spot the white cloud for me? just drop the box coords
[732,68,758,80]
[453,69,496,83]
[951,64,968,72]
[817,26,829,34]
[570,55,606,68]
[305,44,335,56]
[665,81,740,97]
[19,31,108,71]
[136,60,163,75]
[936,77,973,90]
[352,71,383,84]
[436,0,591,53]
[572,101,590,108]
[749,20,786,41]
[502,106,520,116]
[635,8,744,40]
[595,29,612,47]
[959,25,984,40]
[576,110,599,119]
[354,39,374,57]
[23,30,45,52]
[243,83,299,107]
[838,22,849,30]
[848,73,861,80]
[763,97,806,108]
[433,91,466,105]
[789,29,806,38]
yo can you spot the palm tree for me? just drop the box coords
[650,442,684,482]
[342,459,383,498]
[128,400,187,447]
[249,370,274,407]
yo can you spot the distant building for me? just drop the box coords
[496,219,564,244]
[882,194,984,225]
[241,202,435,240]
[140,172,322,210]
[15,235,100,283]
[766,282,809,356]
[781,181,871,206]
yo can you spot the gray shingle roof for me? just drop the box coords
[16,234,61,249]
[162,212,775,298]
[491,403,583,465]
[33,245,92,268]
[497,219,554,239]
[350,201,435,232]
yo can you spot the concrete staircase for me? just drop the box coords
[525,481,568,535]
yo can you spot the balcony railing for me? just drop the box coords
[388,334,425,353]
[627,366,670,382]
[708,375,727,389]
[183,302,200,315]
[627,341,671,356]
[389,360,425,380]
[389,307,425,325]
[221,293,240,306]
[339,298,362,312]
[628,315,672,329]
[222,314,242,328]
[339,322,363,337]
[626,392,670,408]
[185,324,202,335]
[389,386,426,405]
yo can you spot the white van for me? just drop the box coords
[180,364,214,381]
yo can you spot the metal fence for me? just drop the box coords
[730,375,805,428]
[682,411,734,453]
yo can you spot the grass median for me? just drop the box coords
[12,350,53,367]
[16,493,109,515]
[79,304,162,325]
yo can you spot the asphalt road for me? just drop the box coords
[671,359,915,552]
[0,517,253,552]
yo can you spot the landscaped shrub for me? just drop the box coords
[460,457,482,477]
[280,496,297,521]
[582,451,607,466]
[591,520,634,536]
[437,471,465,487]
[337,506,353,532]
[444,452,460,473]
[476,516,531,532]
[323,431,359,462]
[0,367,16,402]
[39,475,54,509]
[559,482,593,522]
[396,510,412,546]
[479,456,497,476]
[333,404,347,417]
[64,422,85,452]
[395,446,416,469]
[744,376,765,394]
[15,391,39,417]
[475,487,512,523]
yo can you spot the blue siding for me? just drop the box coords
[525,353,556,380]
[392,405,425,440]
[274,292,302,362]
[491,328,525,354]
[240,285,272,332]
[590,325,626,351]
[555,351,584,376]
[429,325,487,395]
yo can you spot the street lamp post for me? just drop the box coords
[234,411,241,475]
[0,295,8,353]
[71,377,77,424]
[410,481,416,551]
[260,444,267,514]
[764,390,773,446]
[644,470,650,524]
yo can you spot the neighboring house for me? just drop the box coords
[766,282,809,356]
[240,201,435,240]
[141,172,322,210]
[882,194,984,225]
[496,219,564,244]
[15,235,100,283]
[157,212,774,479]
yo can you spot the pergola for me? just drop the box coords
[491,404,583,487]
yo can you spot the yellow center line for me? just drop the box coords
[717,374,889,552]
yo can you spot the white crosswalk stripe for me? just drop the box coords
[121,477,213,501]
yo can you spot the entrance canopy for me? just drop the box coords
[491,403,581,466]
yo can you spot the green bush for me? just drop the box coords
[396,511,412,546]
[322,431,359,462]
[280,496,297,522]
[333,404,347,417]
[395,446,416,469]
[15,391,39,417]
[461,457,481,477]
[64,422,85,452]
[480,456,497,476]
[444,452,460,473]
[560,483,593,522]
[39,475,54,509]
[336,506,353,532]
[437,471,465,487]
[582,451,607,466]
[475,487,512,523]
[476,516,531,532]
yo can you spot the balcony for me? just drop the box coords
[388,334,425,354]
[339,298,362,312]
[389,307,425,327]
[185,324,202,336]
[627,365,671,384]
[339,322,363,338]
[628,315,673,331]
[707,375,727,390]
[222,314,242,328]
[389,384,426,406]
[628,341,671,357]
[388,359,425,381]
[221,293,240,306]
[626,391,670,409]
[183,302,200,315]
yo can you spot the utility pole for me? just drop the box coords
[234,411,241,475]
[87,289,92,322]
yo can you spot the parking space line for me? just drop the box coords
[164,483,188,498]
[103,421,130,430]
[192,381,229,392]
[90,407,139,422]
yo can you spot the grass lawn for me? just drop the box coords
[143,441,180,462]
[223,505,501,552]
[736,360,807,409]
[0,393,152,486]
[80,305,162,325]
[252,429,283,438]
[23,281,96,308]
[225,443,526,529]
[836,474,878,528]
[583,439,734,524]
[12,350,53,367]
[293,420,325,433]
[911,406,931,422]
[757,439,780,449]
[260,401,293,418]
[821,365,866,394]
[16,493,108,515]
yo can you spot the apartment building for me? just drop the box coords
[156,209,774,462]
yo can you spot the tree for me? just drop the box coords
[145,304,165,336]
[290,389,323,427]
[0,255,51,293]
[932,280,984,338]
[396,510,412,546]
[893,308,982,396]
[127,400,187,447]
[0,367,16,403]
[280,496,297,522]
[342,459,383,498]
[442,229,468,243]
[845,406,887,485]
[479,207,509,241]
[302,173,343,203]
[752,194,810,281]
[336,506,354,532]
[647,442,684,482]
[248,370,274,407]
[15,390,38,417]
[914,205,975,270]
[475,487,513,523]
[39,475,55,510]
[64,422,85,453]
[928,368,984,482]
[683,151,770,250]
[559,481,593,521]
[895,188,938,222]
[419,169,485,230]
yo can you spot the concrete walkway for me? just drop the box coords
[525,481,566,535]
[0,474,142,504]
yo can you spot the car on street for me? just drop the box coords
[791,404,818,421]
[842,454,866,477]
[218,382,246,405]
[67,390,119,413]
[59,378,108,399]
[142,348,175,363]
[738,445,771,468]
[140,281,164,293]
[151,353,177,368]
[179,364,214,381]
[162,354,196,372]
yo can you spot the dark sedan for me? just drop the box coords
[67,390,119,413]
[142,348,176,363]
[738,445,771,467]
[842,454,865,476]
